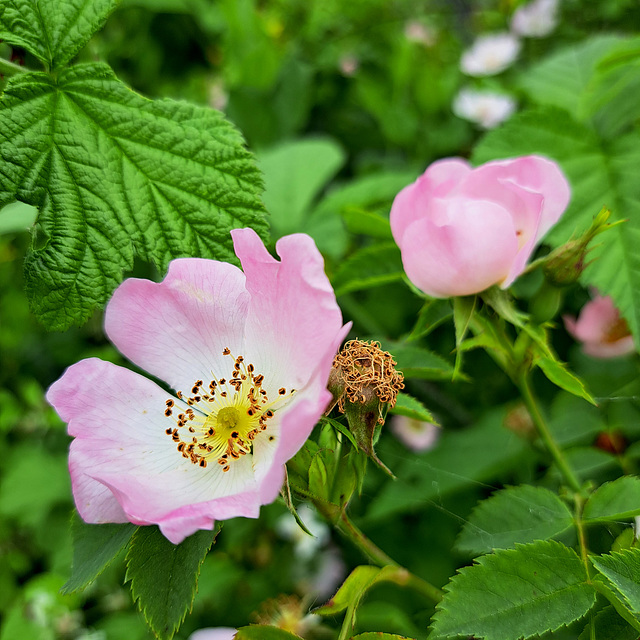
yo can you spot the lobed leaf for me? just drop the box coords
[0,0,121,69]
[62,512,137,594]
[456,485,574,556]
[126,525,221,640]
[0,64,266,329]
[430,540,596,640]
[583,476,640,523]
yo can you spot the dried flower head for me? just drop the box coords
[331,339,404,424]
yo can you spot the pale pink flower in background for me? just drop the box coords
[404,20,437,46]
[564,294,635,358]
[452,88,517,129]
[189,629,236,640]
[511,0,560,38]
[47,229,349,544]
[339,54,359,76]
[460,32,521,76]
[390,155,570,298]
[208,78,229,111]
[391,415,440,452]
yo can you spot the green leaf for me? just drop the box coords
[342,207,393,239]
[351,635,417,640]
[578,605,640,640]
[519,35,624,116]
[453,296,476,379]
[591,548,640,626]
[390,393,438,425]
[456,485,574,556]
[314,565,401,616]
[535,356,597,405]
[332,243,404,297]
[430,541,596,640]
[583,37,640,138]
[0,0,121,69]
[126,525,220,640]
[380,341,455,381]
[367,408,528,521]
[405,298,452,342]
[259,137,345,236]
[0,64,266,329]
[0,201,38,235]
[473,107,640,347]
[235,627,303,640]
[62,513,137,594]
[583,476,640,523]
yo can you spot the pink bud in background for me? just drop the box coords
[391,416,440,452]
[563,295,635,359]
[390,155,571,298]
[189,629,236,640]
[460,33,521,76]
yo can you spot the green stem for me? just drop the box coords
[336,510,443,603]
[0,57,30,77]
[573,493,591,575]
[518,374,582,493]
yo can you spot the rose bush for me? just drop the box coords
[390,155,571,298]
[47,229,349,544]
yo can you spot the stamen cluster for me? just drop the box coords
[331,339,404,424]
[163,348,294,472]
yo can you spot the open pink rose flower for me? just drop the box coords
[390,155,570,298]
[47,229,350,544]
[564,294,635,359]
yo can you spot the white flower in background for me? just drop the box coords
[391,415,440,452]
[452,88,517,129]
[460,32,521,76]
[404,20,437,47]
[339,54,359,76]
[277,503,329,560]
[511,0,560,38]
[208,78,228,111]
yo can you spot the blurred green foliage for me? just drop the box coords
[2,0,640,638]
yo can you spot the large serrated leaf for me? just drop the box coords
[456,485,574,556]
[0,64,266,330]
[583,476,640,523]
[62,512,137,594]
[430,541,596,640]
[126,526,220,640]
[519,35,624,117]
[473,107,640,346]
[0,0,121,69]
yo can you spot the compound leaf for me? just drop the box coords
[126,525,220,640]
[430,540,596,640]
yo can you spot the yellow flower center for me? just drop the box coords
[163,348,295,472]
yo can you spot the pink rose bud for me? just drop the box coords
[390,155,571,298]
[563,295,635,359]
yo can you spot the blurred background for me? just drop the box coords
[2,1,640,638]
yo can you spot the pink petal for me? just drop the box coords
[390,158,471,243]
[189,629,237,640]
[105,258,250,393]
[48,358,262,543]
[484,155,570,237]
[399,198,519,297]
[232,228,347,394]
